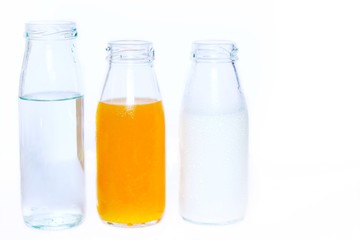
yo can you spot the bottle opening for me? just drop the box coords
[25,21,77,40]
[192,40,238,61]
[107,40,154,62]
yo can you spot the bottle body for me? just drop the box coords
[179,41,248,224]
[96,41,165,227]
[19,22,84,230]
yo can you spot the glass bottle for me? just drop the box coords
[96,40,165,227]
[179,40,248,224]
[18,21,85,230]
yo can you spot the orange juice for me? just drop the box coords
[96,98,165,226]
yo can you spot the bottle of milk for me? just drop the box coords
[179,40,248,224]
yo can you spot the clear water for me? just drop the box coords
[179,110,248,224]
[19,92,85,230]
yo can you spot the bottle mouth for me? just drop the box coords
[25,21,77,40]
[106,40,154,62]
[192,40,238,61]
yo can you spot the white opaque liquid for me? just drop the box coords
[19,92,85,230]
[180,110,248,224]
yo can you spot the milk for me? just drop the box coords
[179,110,248,224]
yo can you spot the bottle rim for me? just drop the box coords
[192,40,238,61]
[25,21,77,40]
[106,40,154,62]
[108,40,153,46]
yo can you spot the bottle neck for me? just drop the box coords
[25,21,77,40]
[192,40,238,63]
[20,22,82,98]
[24,21,78,65]
[107,40,154,64]
[101,40,160,103]
[182,40,245,114]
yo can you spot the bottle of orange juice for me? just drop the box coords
[96,40,165,227]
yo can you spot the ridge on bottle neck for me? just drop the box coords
[192,40,238,62]
[25,21,77,40]
[107,40,154,63]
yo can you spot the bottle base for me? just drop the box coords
[24,214,83,230]
[181,216,244,225]
[102,219,160,228]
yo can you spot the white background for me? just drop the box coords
[0,0,360,239]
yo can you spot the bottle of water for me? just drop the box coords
[18,21,85,230]
[180,40,248,224]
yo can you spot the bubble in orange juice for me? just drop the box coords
[96,98,165,226]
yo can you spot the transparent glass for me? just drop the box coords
[18,21,85,230]
[96,40,165,227]
[179,40,248,224]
